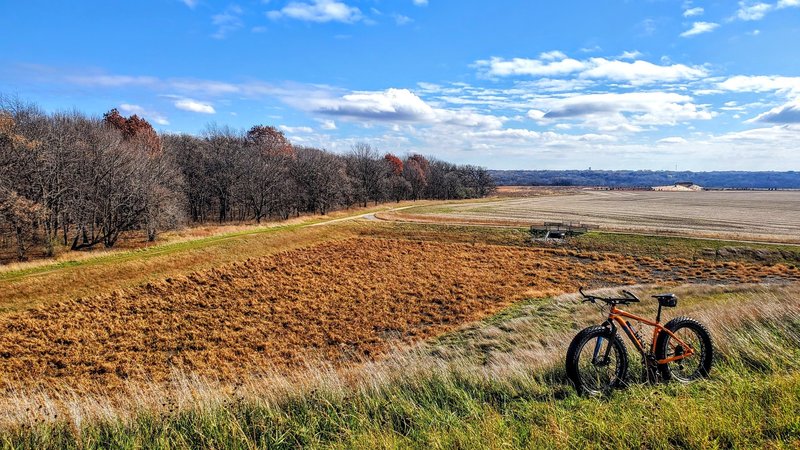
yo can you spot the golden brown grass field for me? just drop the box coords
[1,235,798,391]
[383,189,800,244]
[0,195,799,448]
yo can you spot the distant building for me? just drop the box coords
[653,181,704,191]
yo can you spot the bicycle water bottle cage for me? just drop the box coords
[652,293,678,308]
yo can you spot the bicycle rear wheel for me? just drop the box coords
[566,326,628,396]
[655,317,713,382]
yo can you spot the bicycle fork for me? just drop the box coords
[592,333,614,366]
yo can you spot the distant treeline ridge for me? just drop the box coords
[491,170,800,189]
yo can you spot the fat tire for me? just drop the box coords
[566,325,628,396]
[655,317,713,382]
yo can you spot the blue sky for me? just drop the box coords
[1,0,799,170]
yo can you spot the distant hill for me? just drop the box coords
[489,170,800,189]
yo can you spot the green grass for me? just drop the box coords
[358,221,800,266]
[3,360,796,449]
[575,231,800,265]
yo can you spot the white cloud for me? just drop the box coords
[180,0,198,8]
[174,99,216,114]
[718,75,800,95]
[683,7,704,17]
[65,74,159,87]
[318,119,337,130]
[532,92,714,129]
[412,0,428,5]
[304,88,503,129]
[476,56,586,77]
[118,104,170,125]
[280,125,314,133]
[749,99,800,123]
[394,14,412,25]
[680,21,719,37]
[736,2,773,20]
[715,124,800,142]
[517,78,594,93]
[540,50,567,61]
[476,53,707,85]
[658,136,688,144]
[267,0,363,23]
[211,5,244,39]
[527,110,545,120]
[579,58,707,84]
[778,0,800,7]
[466,128,616,144]
[619,50,643,60]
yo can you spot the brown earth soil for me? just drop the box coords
[0,238,798,391]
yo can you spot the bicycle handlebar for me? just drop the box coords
[579,287,640,304]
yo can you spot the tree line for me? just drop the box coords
[0,96,495,261]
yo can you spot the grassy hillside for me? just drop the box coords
[2,283,798,449]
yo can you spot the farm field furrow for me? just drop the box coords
[0,237,797,391]
[389,191,800,243]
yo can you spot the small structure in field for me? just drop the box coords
[653,181,704,192]
[530,221,597,240]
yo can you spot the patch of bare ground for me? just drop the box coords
[0,238,797,391]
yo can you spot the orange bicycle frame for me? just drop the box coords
[608,305,694,364]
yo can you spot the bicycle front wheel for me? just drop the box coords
[566,326,629,396]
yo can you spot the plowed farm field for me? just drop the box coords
[385,190,800,243]
[1,237,797,391]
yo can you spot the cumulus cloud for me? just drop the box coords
[267,0,363,23]
[533,92,713,129]
[305,88,503,128]
[579,58,707,84]
[475,53,707,85]
[736,2,773,20]
[749,99,800,123]
[683,7,704,16]
[778,0,800,7]
[476,56,586,77]
[718,75,800,95]
[118,104,170,125]
[412,0,428,5]
[680,21,719,37]
[619,50,643,60]
[174,98,216,114]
